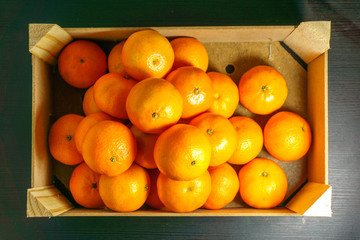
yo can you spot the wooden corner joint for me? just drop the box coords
[283,21,331,64]
[29,24,73,65]
[27,185,74,217]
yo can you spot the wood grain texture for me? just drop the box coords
[0,0,359,239]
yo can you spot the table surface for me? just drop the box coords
[1,0,360,239]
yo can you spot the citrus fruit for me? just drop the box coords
[121,30,174,81]
[170,37,208,72]
[58,40,107,88]
[69,162,105,209]
[130,125,159,169]
[145,168,166,210]
[203,163,239,210]
[93,72,137,119]
[238,65,288,115]
[228,116,263,165]
[189,113,237,166]
[48,114,84,165]
[154,124,211,181]
[74,112,117,154]
[108,40,126,74]
[82,120,137,176]
[157,170,211,213]
[238,158,288,209]
[166,66,213,119]
[264,111,312,161]
[99,163,150,212]
[126,78,183,134]
[207,72,239,118]
[82,86,101,116]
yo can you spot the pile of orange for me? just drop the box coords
[48,29,313,212]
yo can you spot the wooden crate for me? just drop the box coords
[28,22,331,217]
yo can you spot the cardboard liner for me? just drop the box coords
[28,22,331,217]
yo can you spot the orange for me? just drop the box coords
[82,120,137,176]
[145,168,166,210]
[166,66,213,119]
[170,37,208,72]
[189,113,237,166]
[74,112,117,154]
[203,163,239,210]
[69,162,105,209]
[121,30,174,81]
[58,40,107,88]
[108,40,126,74]
[154,124,211,181]
[99,163,150,212]
[82,86,101,116]
[48,114,84,165]
[126,78,183,134]
[130,125,159,169]
[157,170,211,213]
[93,72,137,119]
[207,72,239,118]
[264,111,312,161]
[238,65,288,115]
[238,158,288,209]
[228,116,263,165]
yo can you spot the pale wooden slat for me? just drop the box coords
[61,207,298,217]
[283,21,331,64]
[27,185,74,217]
[307,52,329,184]
[64,26,295,43]
[31,55,53,188]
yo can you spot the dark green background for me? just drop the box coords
[1,0,360,239]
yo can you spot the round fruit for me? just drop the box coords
[99,163,150,212]
[69,162,105,209]
[238,65,288,115]
[154,124,211,181]
[207,72,239,118]
[48,114,84,165]
[166,66,213,119]
[121,30,174,81]
[74,112,117,154]
[130,125,159,169]
[228,116,263,165]
[93,72,137,119]
[126,78,183,134]
[203,163,239,210]
[145,168,165,210]
[58,40,107,88]
[82,120,137,176]
[157,170,211,213]
[189,113,237,166]
[264,111,312,161]
[82,86,101,116]
[238,158,288,209]
[170,37,209,72]
[108,40,126,74]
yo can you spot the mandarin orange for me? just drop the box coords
[126,78,183,134]
[157,171,211,213]
[48,114,84,165]
[264,111,312,161]
[58,40,107,88]
[166,66,213,119]
[189,113,237,166]
[238,65,287,115]
[122,30,174,81]
[238,158,288,209]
